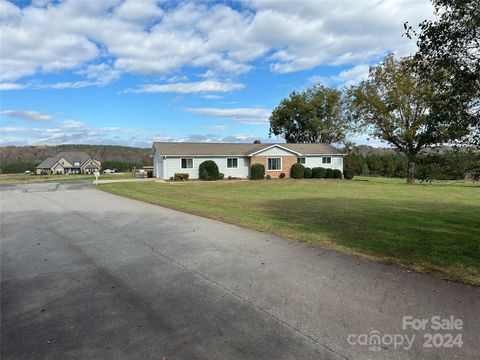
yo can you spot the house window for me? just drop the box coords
[181,158,193,169]
[267,157,282,171]
[322,156,332,164]
[227,158,238,168]
[297,157,306,164]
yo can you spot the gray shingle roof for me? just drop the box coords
[36,152,95,169]
[152,142,342,156]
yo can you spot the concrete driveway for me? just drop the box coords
[1,183,479,359]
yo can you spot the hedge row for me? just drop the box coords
[249,163,353,180]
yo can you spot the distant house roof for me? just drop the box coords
[151,142,343,156]
[36,151,95,169]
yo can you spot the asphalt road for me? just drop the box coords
[1,182,479,359]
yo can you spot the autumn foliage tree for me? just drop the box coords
[347,55,470,184]
[405,0,480,146]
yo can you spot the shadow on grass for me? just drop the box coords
[261,197,480,277]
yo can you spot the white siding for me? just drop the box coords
[253,146,297,156]
[303,156,343,171]
[164,156,250,179]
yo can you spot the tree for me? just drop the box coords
[405,0,480,146]
[347,55,470,183]
[269,84,351,144]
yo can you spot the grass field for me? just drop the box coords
[0,172,134,184]
[100,177,480,285]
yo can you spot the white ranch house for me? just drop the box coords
[151,142,344,179]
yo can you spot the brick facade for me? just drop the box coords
[250,155,297,178]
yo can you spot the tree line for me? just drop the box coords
[269,0,479,184]
[345,150,479,180]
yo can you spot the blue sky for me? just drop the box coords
[0,0,433,147]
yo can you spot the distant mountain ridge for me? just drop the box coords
[0,144,151,164]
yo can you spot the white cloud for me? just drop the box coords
[202,125,228,131]
[185,107,271,125]
[130,81,245,94]
[0,120,276,147]
[308,64,370,87]
[77,63,121,86]
[0,119,170,147]
[0,0,433,84]
[2,109,54,122]
[182,133,276,143]
[0,126,29,132]
[0,79,112,91]
[62,120,83,128]
[0,82,26,90]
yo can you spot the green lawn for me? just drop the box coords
[0,172,134,184]
[99,177,480,285]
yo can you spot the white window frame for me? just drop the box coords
[297,157,306,164]
[180,158,194,169]
[267,157,282,171]
[322,156,332,164]
[226,157,239,169]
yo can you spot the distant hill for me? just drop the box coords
[0,144,151,164]
[0,144,152,173]
[347,144,477,155]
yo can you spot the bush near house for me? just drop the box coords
[333,169,342,179]
[218,173,225,180]
[250,164,265,180]
[291,163,305,179]
[312,167,327,178]
[199,160,220,180]
[174,173,189,181]
[279,173,286,178]
[343,169,354,180]
[326,168,334,178]
[304,167,312,178]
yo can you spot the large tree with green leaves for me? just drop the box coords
[269,84,350,144]
[405,0,480,146]
[347,55,471,184]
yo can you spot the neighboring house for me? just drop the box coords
[151,142,344,179]
[36,152,101,175]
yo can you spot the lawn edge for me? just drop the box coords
[98,185,479,287]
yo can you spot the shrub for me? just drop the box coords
[343,169,354,180]
[228,175,232,180]
[266,174,271,179]
[312,167,327,178]
[333,169,342,179]
[169,176,173,181]
[174,173,189,181]
[218,172,224,180]
[290,163,305,179]
[304,167,312,178]
[250,163,265,180]
[279,172,286,178]
[326,168,334,178]
[199,160,220,180]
